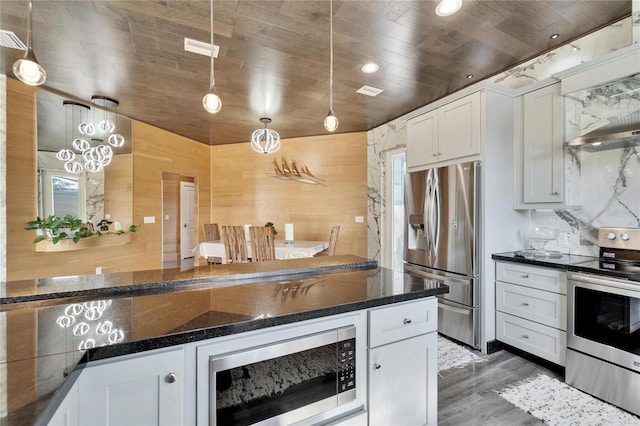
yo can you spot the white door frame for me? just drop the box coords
[382,148,406,271]
[179,182,196,259]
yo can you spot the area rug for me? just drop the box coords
[498,374,640,426]
[437,335,487,372]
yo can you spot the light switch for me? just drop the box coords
[355,216,364,223]
[144,216,156,224]
[165,215,170,220]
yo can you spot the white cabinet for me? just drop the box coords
[406,91,481,169]
[514,81,564,208]
[47,381,79,426]
[406,110,438,168]
[495,261,567,366]
[367,298,437,425]
[77,347,185,426]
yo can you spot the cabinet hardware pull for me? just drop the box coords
[522,302,529,307]
[551,191,559,196]
[522,335,530,339]
[166,372,177,383]
[403,318,412,325]
[373,363,381,370]
[522,274,529,279]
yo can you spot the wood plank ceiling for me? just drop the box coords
[0,0,632,146]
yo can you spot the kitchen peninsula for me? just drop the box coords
[1,255,447,425]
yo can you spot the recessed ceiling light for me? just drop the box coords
[362,63,379,74]
[550,33,560,40]
[435,0,462,17]
[466,74,473,79]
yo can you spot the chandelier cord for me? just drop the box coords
[329,0,333,111]
[27,0,33,50]
[209,0,215,91]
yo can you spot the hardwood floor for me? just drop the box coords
[438,345,563,425]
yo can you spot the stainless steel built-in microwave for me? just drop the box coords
[209,326,357,425]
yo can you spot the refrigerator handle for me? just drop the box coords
[432,170,441,255]
[424,169,434,257]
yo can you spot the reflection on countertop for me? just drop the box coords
[0,258,448,424]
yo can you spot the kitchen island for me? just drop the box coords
[1,255,447,425]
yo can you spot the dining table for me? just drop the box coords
[197,239,329,263]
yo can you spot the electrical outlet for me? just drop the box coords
[144,216,156,224]
[96,267,102,274]
[355,216,364,223]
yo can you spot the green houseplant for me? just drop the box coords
[265,222,278,235]
[26,215,137,244]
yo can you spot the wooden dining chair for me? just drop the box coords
[249,226,276,262]
[203,223,220,241]
[221,225,249,263]
[315,225,340,256]
[202,223,222,264]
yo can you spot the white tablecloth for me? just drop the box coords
[197,240,328,262]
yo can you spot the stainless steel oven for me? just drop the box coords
[566,227,640,416]
[209,326,356,425]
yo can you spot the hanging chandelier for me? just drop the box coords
[202,0,222,113]
[323,0,339,132]
[251,118,281,154]
[57,97,126,174]
[12,0,46,86]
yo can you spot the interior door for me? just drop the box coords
[180,182,195,259]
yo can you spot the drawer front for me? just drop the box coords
[369,298,437,348]
[496,311,566,366]
[496,261,567,294]
[496,281,566,330]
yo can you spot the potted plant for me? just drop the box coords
[265,222,278,235]
[25,215,138,244]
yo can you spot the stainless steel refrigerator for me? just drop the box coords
[404,161,480,348]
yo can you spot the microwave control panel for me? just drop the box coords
[338,338,356,393]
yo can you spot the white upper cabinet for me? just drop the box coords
[438,91,481,161]
[406,91,481,170]
[513,81,564,209]
[523,82,564,203]
[406,110,438,168]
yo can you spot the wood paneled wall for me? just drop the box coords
[210,133,368,258]
[5,78,367,280]
[5,79,212,280]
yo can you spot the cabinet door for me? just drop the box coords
[438,91,481,161]
[406,110,438,168]
[78,348,184,426]
[47,381,79,426]
[523,83,563,203]
[369,332,437,426]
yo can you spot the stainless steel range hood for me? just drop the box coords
[566,110,640,152]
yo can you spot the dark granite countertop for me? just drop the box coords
[492,251,598,270]
[0,256,448,425]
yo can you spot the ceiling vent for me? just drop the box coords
[184,37,219,58]
[356,85,384,97]
[0,30,27,50]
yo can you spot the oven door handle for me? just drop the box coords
[569,272,640,294]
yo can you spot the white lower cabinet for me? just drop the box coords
[77,347,185,426]
[495,261,567,366]
[367,298,438,426]
[47,381,79,426]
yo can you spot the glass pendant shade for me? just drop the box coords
[13,0,46,86]
[203,91,222,114]
[203,0,222,114]
[13,50,46,86]
[324,110,339,132]
[251,118,281,154]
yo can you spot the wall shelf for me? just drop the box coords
[33,233,133,252]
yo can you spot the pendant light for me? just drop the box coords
[13,0,46,86]
[323,0,338,132]
[251,118,281,154]
[202,0,222,113]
